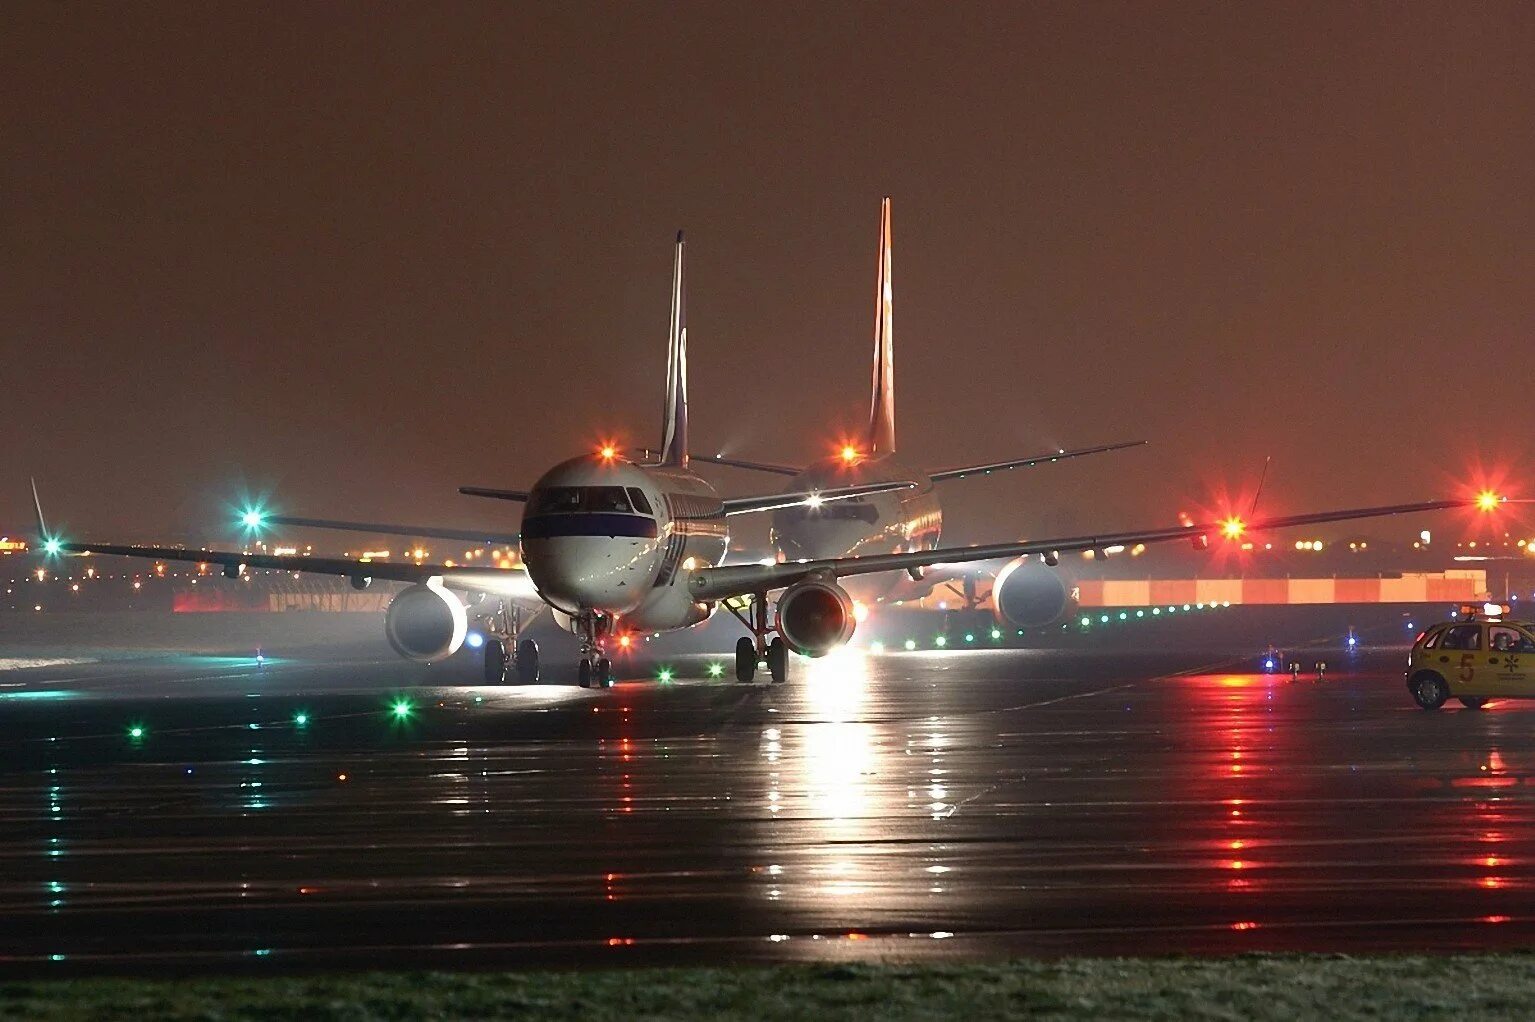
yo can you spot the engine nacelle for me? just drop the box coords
[775,578,857,657]
[991,556,1078,629]
[384,581,468,662]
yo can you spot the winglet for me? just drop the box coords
[658,231,689,467]
[867,197,895,455]
[30,477,47,539]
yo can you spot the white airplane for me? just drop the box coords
[700,197,1141,626]
[31,232,1491,686]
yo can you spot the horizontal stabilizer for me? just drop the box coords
[264,514,519,546]
[928,440,1146,482]
[459,487,531,503]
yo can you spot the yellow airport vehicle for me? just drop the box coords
[1407,603,1535,710]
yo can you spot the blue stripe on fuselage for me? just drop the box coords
[521,514,659,539]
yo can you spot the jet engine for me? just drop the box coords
[991,556,1078,629]
[775,578,857,657]
[384,581,468,662]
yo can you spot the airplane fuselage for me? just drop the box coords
[769,454,941,600]
[520,455,726,631]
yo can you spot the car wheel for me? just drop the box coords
[1412,672,1448,710]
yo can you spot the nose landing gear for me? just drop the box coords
[576,612,616,689]
[724,593,788,685]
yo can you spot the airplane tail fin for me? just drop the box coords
[867,197,895,455]
[658,231,688,467]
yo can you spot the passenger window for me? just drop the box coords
[627,488,653,515]
[1441,625,1482,651]
[534,487,582,514]
[584,487,632,513]
[1518,632,1535,654]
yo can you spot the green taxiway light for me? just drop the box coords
[990,628,1002,640]
[658,668,674,683]
[390,699,413,720]
[1080,617,1091,627]
[903,638,916,651]
[1119,612,1128,620]
[935,635,947,647]
[1100,615,1109,624]
[293,712,309,727]
[706,662,723,678]
[128,725,144,740]
[964,632,974,643]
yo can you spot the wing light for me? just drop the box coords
[1221,517,1246,540]
[1477,490,1502,512]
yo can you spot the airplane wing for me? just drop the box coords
[927,440,1147,482]
[631,449,802,476]
[721,480,917,516]
[459,486,531,502]
[686,497,1484,601]
[263,514,519,546]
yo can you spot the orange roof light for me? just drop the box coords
[1220,517,1246,540]
[840,444,859,463]
[1477,490,1502,512]
[599,443,618,461]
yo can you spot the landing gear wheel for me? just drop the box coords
[579,658,593,688]
[484,640,508,683]
[1460,696,1488,710]
[597,657,614,688]
[515,639,540,684]
[735,637,757,683]
[767,637,788,684]
[1412,673,1448,711]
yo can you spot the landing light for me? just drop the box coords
[1221,517,1246,539]
[240,508,266,529]
[1478,490,1502,512]
[42,537,62,556]
[805,493,824,509]
[840,445,859,463]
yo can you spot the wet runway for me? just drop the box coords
[5,611,1535,971]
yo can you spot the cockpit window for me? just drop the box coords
[627,488,654,515]
[532,487,583,515]
[584,486,633,513]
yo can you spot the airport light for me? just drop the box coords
[964,632,974,643]
[657,667,674,683]
[840,444,860,464]
[293,712,309,727]
[904,638,916,651]
[599,443,618,461]
[707,662,723,678]
[127,724,145,741]
[991,628,1002,640]
[1478,490,1502,512]
[390,698,413,720]
[42,537,62,556]
[935,635,947,647]
[1221,517,1246,540]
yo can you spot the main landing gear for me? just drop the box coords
[483,602,540,684]
[576,612,615,689]
[724,593,788,685]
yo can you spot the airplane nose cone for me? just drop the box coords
[523,536,656,613]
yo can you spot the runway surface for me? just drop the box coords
[4,610,1535,972]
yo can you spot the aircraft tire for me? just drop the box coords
[597,657,614,688]
[515,639,540,684]
[578,658,593,688]
[484,640,507,684]
[767,637,788,684]
[735,637,756,683]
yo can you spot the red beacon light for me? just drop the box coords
[598,443,618,461]
[1460,602,1512,621]
[1477,491,1503,512]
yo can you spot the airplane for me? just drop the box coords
[691,197,1143,626]
[30,231,1500,687]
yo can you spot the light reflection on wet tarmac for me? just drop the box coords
[5,632,1535,970]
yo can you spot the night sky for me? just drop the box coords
[5,4,1533,547]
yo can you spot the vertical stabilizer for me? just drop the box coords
[658,231,689,467]
[867,197,896,455]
